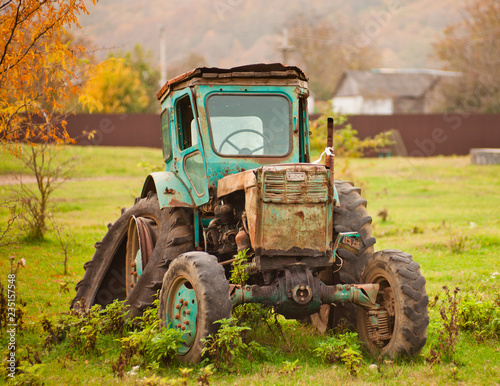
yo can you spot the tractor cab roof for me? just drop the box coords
[157,63,309,102]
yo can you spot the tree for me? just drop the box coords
[109,44,161,113]
[433,0,500,113]
[78,57,151,114]
[0,0,96,144]
[16,129,79,240]
[79,44,161,114]
[286,16,379,100]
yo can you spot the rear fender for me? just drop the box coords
[141,172,195,208]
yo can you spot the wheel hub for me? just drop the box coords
[169,280,198,354]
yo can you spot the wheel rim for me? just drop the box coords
[166,277,198,355]
[125,216,158,295]
[365,271,395,349]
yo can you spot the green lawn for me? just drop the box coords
[0,147,499,385]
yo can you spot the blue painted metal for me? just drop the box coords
[333,185,340,207]
[135,250,142,276]
[141,171,195,208]
[194,86,304,188]
[165,279,198,355]
[194,210,200,248]
[153,78,310,207]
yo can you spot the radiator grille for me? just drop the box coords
[263,171,328,203]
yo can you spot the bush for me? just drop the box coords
[201,317,264,372]
[314,331,362,375]
[459,292,500,340]
[118,298,183,371]
[309,113,393,159]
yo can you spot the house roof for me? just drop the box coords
[333,70,452,99]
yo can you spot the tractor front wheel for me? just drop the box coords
[159,252,232,363]
[357,250,429,358]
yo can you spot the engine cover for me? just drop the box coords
[254,164,333,269]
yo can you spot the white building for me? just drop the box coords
[332,69,459,115]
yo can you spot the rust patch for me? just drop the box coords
[295,211,304,220]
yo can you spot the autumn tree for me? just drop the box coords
[433,0,500,113]
[286,16,380,100]
[79,44,160,113]
[110,44,160,113]
[0,0,96,144]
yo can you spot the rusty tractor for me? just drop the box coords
[72,64,429,363]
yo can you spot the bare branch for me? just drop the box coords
[0,199,20,247]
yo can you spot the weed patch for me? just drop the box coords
[314,331,363,376]
[459,291,500,341]
[201,316,264,372]
[426,286,461,364]
[1,152,499,383]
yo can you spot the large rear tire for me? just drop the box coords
[357,250,429,358]
[159,252,232,363]
[312,180,376,332]
[71,193,193,319]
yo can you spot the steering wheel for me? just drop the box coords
[218,129,271,155]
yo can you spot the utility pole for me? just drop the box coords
[279,28,294,64]
[159,24,167,86]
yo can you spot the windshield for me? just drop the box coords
[206,94,291,156]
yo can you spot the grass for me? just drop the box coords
[0,146,499,384]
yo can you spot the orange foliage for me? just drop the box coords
[0,0,96,144]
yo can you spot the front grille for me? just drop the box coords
[263,171,328,203]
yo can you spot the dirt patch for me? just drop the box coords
[0,175,37,185]
[0,174,115,186]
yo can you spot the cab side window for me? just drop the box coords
[161,110,172,161]
[176,95,194,150]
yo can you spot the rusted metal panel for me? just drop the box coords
[259,203,328,255]
[216,169,257,197]
[252,164,333,264]
[262,169,328,203]
[157,63,308,102]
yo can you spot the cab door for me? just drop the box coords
[172,90,209,206]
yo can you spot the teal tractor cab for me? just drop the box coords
[73,64,428,363]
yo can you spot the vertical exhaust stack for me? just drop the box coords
[326,117,335,193]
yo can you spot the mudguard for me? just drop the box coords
[141,171,196,208]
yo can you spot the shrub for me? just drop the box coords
[314,331,363,375]
[426,286,461,364]
[202,317,264,372]
[118,298,183,371]
[459,292,500,341]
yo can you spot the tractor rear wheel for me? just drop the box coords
[159,252,232,363]
[357,250,429,357]
[71,193,193,319]
[312,180,376,332]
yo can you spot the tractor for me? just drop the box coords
[72,63,428,363]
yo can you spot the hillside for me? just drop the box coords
[77,0,465,84]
